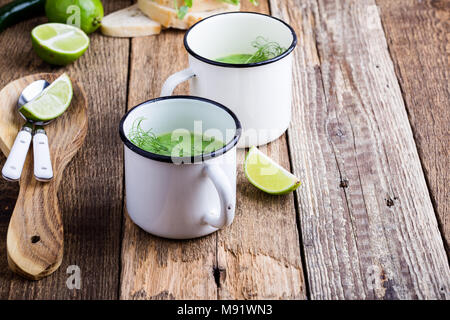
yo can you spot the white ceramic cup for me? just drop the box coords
[119,96,242,239]
[161,12,297,148]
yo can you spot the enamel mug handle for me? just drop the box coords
[33,129,53,181]
[2,127,32,181]
[202,163,235,229]
[161,68,196,96]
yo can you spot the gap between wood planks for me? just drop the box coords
[117,0,138,300]
[117,39,133,301]
[285,130,313,298]
[266,0,313,299]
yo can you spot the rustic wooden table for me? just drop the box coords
[0,0,448,300]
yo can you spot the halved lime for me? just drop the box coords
[31,23,89,65]
[19,74,73,122]
[244,146,301,195]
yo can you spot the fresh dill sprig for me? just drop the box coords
[245,36,287,63]
[128,117,169,153]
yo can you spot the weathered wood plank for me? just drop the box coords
[0,1,129,299]
[215,0,306,300]
[217,142,305,299]
[120,0,306,300]
[119,25,217,300]
[376,0,450,247]
[270,0,450,299]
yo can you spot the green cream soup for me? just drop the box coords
[152,132,224,157]
[215,54,254,64]
[128,119,225,157]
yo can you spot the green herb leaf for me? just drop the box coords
[177,5,189,19]
[245,36,286,63]
[128,117,169,153]
[174,0,192,20]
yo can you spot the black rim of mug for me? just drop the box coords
[183,11,298,68]
[119,95,242,164]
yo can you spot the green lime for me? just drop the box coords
[45,0,104,34]
[19,73,73,122]
[244,146,301,195]
[31,23,89,65]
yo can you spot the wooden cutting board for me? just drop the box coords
[0,73,88,280]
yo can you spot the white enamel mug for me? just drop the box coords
[161,12,297,148]
[119,96,241,239]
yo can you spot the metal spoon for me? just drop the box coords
[1,80,54,182]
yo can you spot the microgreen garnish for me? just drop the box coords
[244,36,287,63]
[128,117,169,153]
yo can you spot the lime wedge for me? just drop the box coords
[19,74,73,122]
[244,146,301,195]
[31,23,89,65]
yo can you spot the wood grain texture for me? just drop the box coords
[270,0,449,299]
[0,0,130,299]
[217,143,305,299]
[0,0,445,300]
[376,0,450,247]
[215,0,305,300]
[120,22,217,300]
[120,0,306,299]
[0,73,87,280]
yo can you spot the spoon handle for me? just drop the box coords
[33,127,53,181]
[1,125,32,181]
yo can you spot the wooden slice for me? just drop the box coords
[0,73,88,280]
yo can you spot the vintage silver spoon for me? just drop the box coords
[2,79,54,182]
